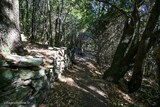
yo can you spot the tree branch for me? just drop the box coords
[97,0,131,18]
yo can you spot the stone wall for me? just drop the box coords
[0,47,70,107]
[51,47,71,79]
[28,46,71,79]
[0,67,53,107]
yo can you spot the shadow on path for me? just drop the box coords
[51,56,115,107]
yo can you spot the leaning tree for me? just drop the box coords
[101,0,160,93]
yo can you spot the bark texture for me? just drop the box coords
[0,0,23,54]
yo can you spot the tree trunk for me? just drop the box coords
[103,42,138,83]
[128,0,160,93]
[25,0,30,36]
[103,2,140,82]
[31,0,36,43]
[157,47,160,87]
[103,0,160,93]
[48,0,53,46]
[55,0,63,47]
[0,0,23,54]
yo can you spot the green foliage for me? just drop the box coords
[1,46,11,54]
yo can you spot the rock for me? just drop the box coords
[0,45,70,106]
[0,68,14,89]
[0,67,54,107]
[19,70,34,80]
[16,79,32,86]
[2,54,43,67]
[0,60,9,67]
[15,86,32,100]
[52,47,70,79]
[21,34,27,42]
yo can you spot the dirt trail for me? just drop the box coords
[24,43,159,107]
[41,54,158,107]
[48,55,118,107]
[24,43,115,107]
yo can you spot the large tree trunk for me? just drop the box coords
[103,0,160,93]
[103,42,138,83]
[103,1,141,82]
[128,0,160,93]
[0,0,23,54]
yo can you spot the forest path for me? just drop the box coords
[48,55,118,107]
[23,42,117,106]
[23,42,159,107]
